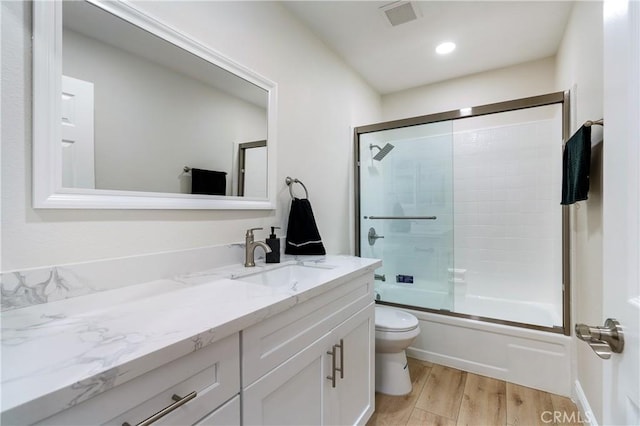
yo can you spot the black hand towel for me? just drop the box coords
[191,168,227,196]
[561,125,591,205]
[285,198,326,255]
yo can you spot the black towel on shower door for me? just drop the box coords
[191,168,227,196]
[285,198,326,255]
[561,125,591,205]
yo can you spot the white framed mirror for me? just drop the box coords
[33,0,277,209]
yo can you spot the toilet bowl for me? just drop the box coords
[375,306,420,396]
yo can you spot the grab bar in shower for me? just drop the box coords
[364,215,437,220]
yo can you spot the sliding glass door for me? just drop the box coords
[358,121,454,311]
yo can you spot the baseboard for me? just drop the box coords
[574,380,598,426]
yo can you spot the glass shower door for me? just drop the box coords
[358,121,454,311]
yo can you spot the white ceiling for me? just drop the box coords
[283,1,574,94]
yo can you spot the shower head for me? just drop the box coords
[370,143,394,161]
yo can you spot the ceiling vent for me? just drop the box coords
[380,2,421,27]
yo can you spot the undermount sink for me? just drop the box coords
[234,263,336,288]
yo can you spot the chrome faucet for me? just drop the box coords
[244,227,272,267]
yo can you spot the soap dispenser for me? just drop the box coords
[266,226,281,263]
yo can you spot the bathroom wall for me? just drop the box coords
[0,1,381,272]
[382,56,557,121]
[555,2,604,424]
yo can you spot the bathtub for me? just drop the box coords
[455,294,562,328]
[375,283,562,328]
[375,283,571,396]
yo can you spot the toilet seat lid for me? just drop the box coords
[375,306,419,332]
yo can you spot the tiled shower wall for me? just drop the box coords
[361,115,563,320]
[453,118,563,311]
[360,122,455,311]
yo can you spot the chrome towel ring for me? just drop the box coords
[285,176,309,199]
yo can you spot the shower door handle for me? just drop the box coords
[368,227,384,246]
[575,318,624,359]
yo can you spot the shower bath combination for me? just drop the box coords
[370,143,394,161]
[355,91,571,335]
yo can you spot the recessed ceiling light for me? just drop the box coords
[436,41,456,55]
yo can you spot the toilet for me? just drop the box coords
[374,306,421,396]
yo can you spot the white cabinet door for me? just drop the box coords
[243,332,333,426]
[326,303,375,426]
[243,302,375,426]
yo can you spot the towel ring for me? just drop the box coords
[285,176,309,199]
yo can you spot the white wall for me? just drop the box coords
[0,1,381,271]
[382,56,557,121]
[555,2,604,424]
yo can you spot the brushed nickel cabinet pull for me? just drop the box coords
[326,346,337,388]
[326,339,345,388]
[336,339,344,379]
[122,391,197,426]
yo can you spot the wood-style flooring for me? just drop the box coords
[367,358,582,426]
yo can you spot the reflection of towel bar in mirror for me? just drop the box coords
[285,176,309,199]
[364,216,437,220]
[584,118,604,127]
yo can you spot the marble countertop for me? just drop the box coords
[1,255,380,424]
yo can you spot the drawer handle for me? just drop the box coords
[122,391,197,426]
[326,339,344,388]
[337,339,344,379]
[326,345,338,388]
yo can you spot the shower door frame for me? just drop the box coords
[354,91,571,335]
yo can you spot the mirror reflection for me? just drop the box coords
[61,1,269,197]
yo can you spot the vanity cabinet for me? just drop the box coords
[35,333,240,426]
[11,266,377,426]
[242,273,375,426]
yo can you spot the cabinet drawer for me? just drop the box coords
[38,333,240,425]
[195,395,240,426]
[243,273,373,385]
